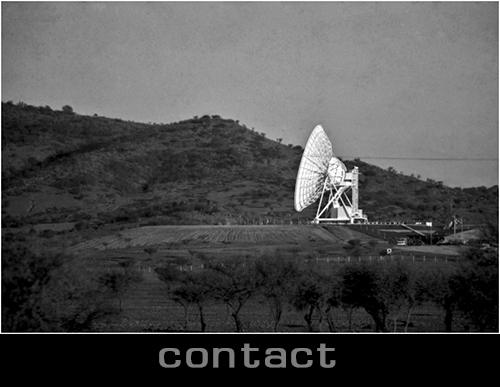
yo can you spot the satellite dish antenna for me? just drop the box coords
[294,125,367,224]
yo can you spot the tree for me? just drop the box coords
[290,262,331,332]
[379,261,412,332]
[427,270,459,332]
[155,265,182,294]
[208,258,261,332]
[341,261,433,333]
[254,254,299,332]
[62,105,74,114]
[170,282,195,330]
[98,261,142,313]
[169,270,217,332]
[340,262,388,332]
[322,265,344,332]
[344,239,363,256]
[143,247,158,258]
[401,268,434,332]
[453,228,498,331]
[428,223,499,332]
[2,241,112,332]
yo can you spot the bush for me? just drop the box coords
[453,245,498,331]
[2,242,112,331]
[62,105,74,114]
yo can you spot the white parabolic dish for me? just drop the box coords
[294,124,346,212]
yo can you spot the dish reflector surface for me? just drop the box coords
[294,125,335,212]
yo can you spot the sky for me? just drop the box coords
[1,1,498,188]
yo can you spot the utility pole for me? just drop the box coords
[430,221,433,246]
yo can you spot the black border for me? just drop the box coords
[2,332,498,379]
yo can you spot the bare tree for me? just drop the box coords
[208,258,261,332]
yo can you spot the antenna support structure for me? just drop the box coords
[294,125,368,225]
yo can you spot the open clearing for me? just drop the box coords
[72,224,344,251]
[395,245,465,256]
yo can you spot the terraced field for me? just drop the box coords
[72,224,343,251]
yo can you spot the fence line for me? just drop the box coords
[308,254,458,264]
[84,254,459,274]
[167,254,458,272]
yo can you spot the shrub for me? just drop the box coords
[2,242,112,332]
[62,105,74,114]
[452,242,498,331]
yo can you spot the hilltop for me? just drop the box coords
[1,101,498,232]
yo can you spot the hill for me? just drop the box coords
[1,101,498,231]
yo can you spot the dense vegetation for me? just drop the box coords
[2,101,498,230]
[1,233,142,331]
[352,159,498,224]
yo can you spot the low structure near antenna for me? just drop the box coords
[294,124,367,224]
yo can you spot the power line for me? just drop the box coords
[338,156,498,161]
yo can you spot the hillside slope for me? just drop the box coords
[2,102,497,230]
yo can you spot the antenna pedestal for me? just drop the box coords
[313,167,367,224]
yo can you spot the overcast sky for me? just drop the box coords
[2,1,498,188]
